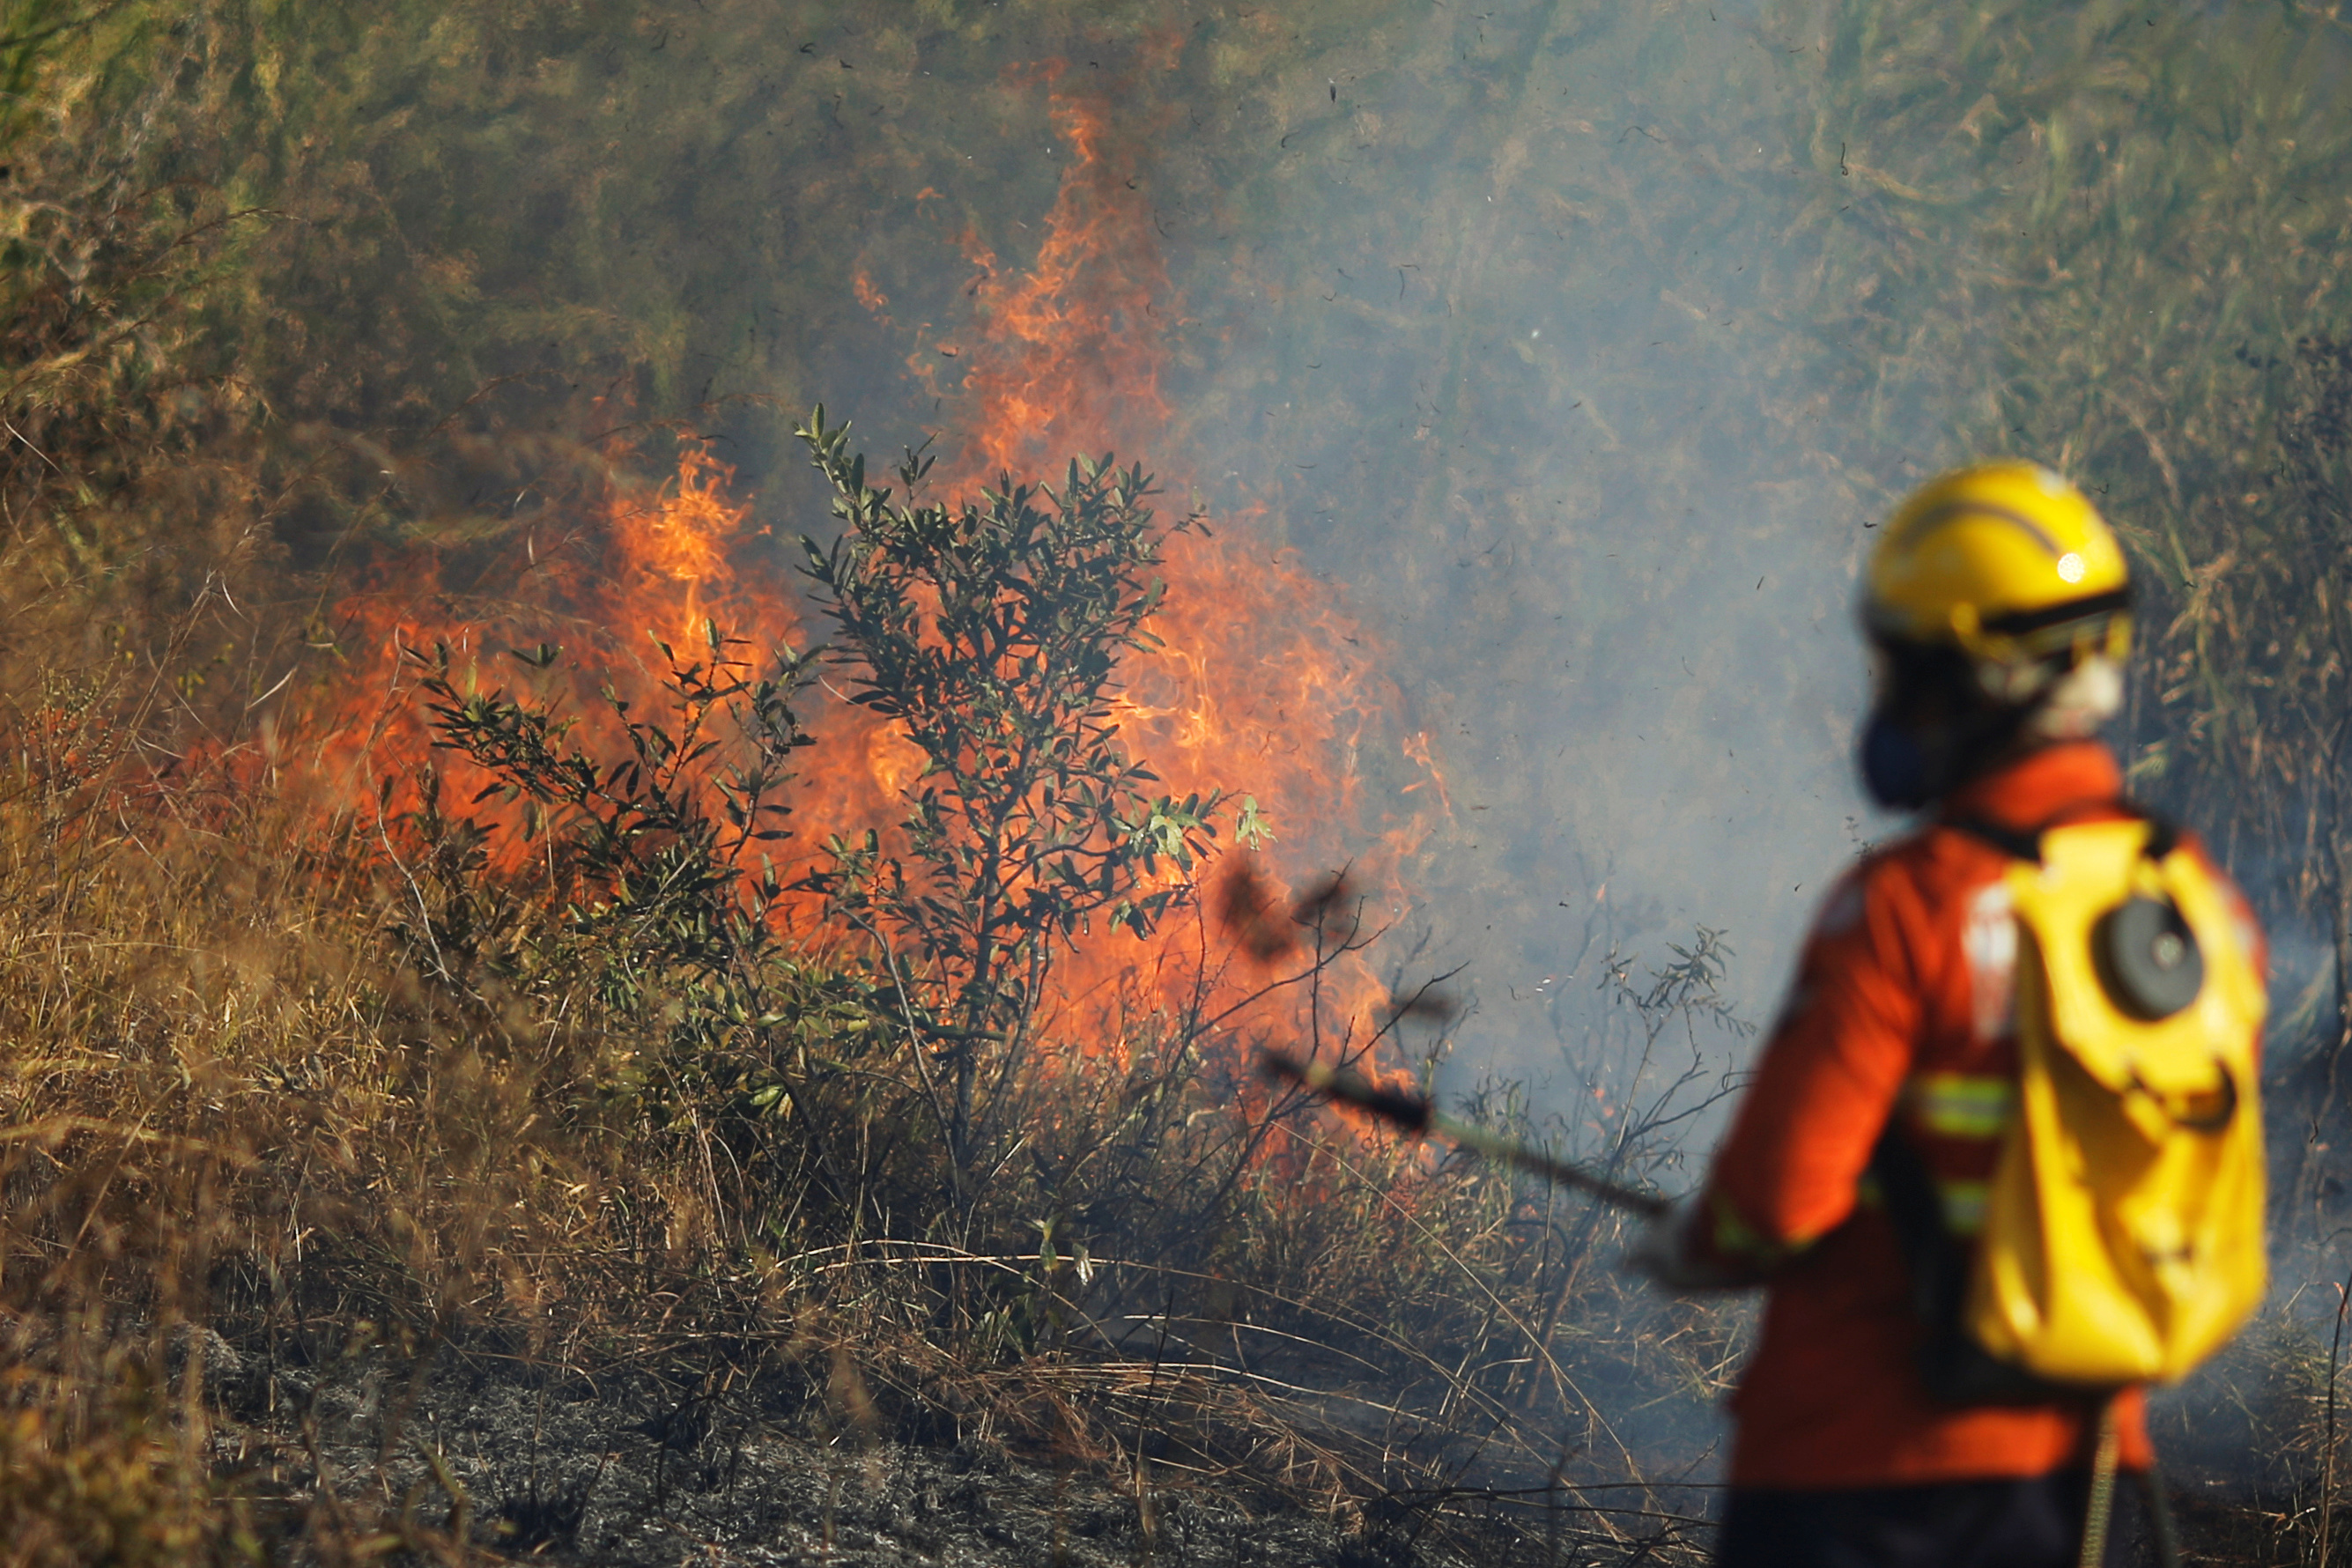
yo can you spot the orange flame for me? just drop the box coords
[933,92,1172,486]
[609,445,757,644]
[897,69,1441,1058]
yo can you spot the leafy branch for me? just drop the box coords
[406,623,817,1023]
[795,406,1228,1180]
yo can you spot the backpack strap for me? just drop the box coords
[1867,1121,2078,1404]
[2126,800,2183,862]
[1867,1121,1967,1335]
[1942,813,2047,863]
[1942,797,2182,865]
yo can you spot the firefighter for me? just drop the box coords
[1632,461,2264,1567]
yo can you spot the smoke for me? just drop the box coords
[789,2,2343,1130]
[802,4,1893,1117]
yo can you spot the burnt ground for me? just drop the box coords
[199,1332,1696,1568]
[189,1331,2309,1567]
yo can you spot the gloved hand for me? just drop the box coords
[1627,1192,1747,1291]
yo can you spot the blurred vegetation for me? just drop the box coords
[7,0,2352,1559]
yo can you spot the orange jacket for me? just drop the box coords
[1697,741,2264,1489]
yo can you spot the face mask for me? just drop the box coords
[1860,694,2039,810]
[1859,711,1949,810]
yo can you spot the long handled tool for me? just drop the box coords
[1257,1048,1668,1218]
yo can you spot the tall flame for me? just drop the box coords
[896,71,1444,1047]
[932,91,1172,486]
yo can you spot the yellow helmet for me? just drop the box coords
[1862,461,2133,694]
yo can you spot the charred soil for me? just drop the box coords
[211,1336,1654,1567]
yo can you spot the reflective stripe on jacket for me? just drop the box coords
[1694,741,2265,1489]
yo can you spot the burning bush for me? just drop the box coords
[795,410,1238,1187]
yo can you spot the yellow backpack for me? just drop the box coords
[1879,813,2267,1400]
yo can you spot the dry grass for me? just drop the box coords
[0,662,1735,1562]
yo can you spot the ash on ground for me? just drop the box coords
[207,1336,1663,1567]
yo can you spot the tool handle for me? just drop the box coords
[1257,1049,1669,1217]
[1259,1048,1435,1131]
